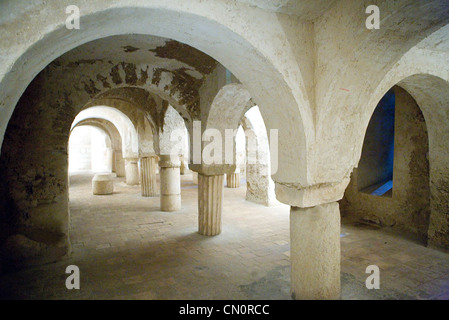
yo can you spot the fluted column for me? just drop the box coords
[140,156,158,197]
[159,155,181,212]
[198,174,224,236]
[226,168,240,188]
[125,158,139,185]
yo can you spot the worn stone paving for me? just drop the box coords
[0,173,448,300]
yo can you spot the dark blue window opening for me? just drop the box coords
[358,89,395,197]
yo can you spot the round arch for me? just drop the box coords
[196,83,253,174]
[241,106,277,206]
[347,71,449,250]
[72,106,139,159]
[71,118,126,176]
[306,1,449,184]
[397,74,449,249]
[73,118,123,152]
[69,124,113,174]
[0,2,311,184]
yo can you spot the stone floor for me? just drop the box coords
[0,172,448,300]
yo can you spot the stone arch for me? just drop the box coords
[344,61,449,247]
[339,19,449,249]
[69,125,114,173]
[396,74,449,250]
[71,118,125,177]
[156,105,189,158]
[348,22,449,178]
[205,83,253,133]
[0,2,312,185]
[309,2,449,186]
[0,79,169,269]
[83,81,191,131]
[241,106,277,206]
[193,83,253,175]
[73,118,122,152]
[72,106,139,159]
[335,15,449,248]
[341,85,431,245]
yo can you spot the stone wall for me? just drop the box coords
[0,73,72,270]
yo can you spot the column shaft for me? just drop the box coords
[159,155,181,212]
[125,158,139,185]
[290,202,341,300]
[180,155,186,175]
[198,174,224,236]
[140,156,158,197]
[115,151,125,177]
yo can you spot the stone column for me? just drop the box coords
[179,155,186,175]
[226,168,240,188]
[290,202,341,300]
[140,156,158,197]
[159,155,181,212]
[114,150,125,177]
[198,174,224,236]
[125,158,139,185]
[192,172,198,184]
[112,150,117,173]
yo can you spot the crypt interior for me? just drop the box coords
[0,0,449,300]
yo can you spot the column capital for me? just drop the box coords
[159,155,181,168]
[140,153,158,159]
[275,178,350,208]
[189,163,236,176]
[124,157,139,163]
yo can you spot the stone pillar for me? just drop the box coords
[140,156,158,197]
[112,150,117,173]
[290,202,341,300]
[226,168,240,188]
[198,174,224,236]
[159,155,181,212]
[180,155,186,175]
[125,158,139,185]
[114,151,125,177]
[192,171,198,184]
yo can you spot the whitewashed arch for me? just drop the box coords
[241,106,277,206]
[72,106,139,158]
[0,1,312,185]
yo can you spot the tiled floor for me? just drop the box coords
[0,173,448,300]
